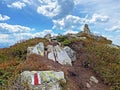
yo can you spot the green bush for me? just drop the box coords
[62,39,71,46]
[56,36,68,42]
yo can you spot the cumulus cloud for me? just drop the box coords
[23,0,32,5]
[87,14,109,23]
[53,15,84,30]
[106,21,120,32]
[37,0,74,19]
[73,0,81,5]
[64,30,78,35]
[32,29,57,37]
[0,33,15,48]
[0,23,34,33]
[106,25,120,32]
[0,34,9,39]
[107,35,120,46]
[9,29,56,42]
[0,14,10,21]
[53,14,109,31]
[7,1,26,9]
[0,29,57,48]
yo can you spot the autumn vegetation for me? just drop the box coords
[0,38,49,86]
[0,34,120,90]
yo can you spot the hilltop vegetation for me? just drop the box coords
[0,33,120,90]
[57,34,120,90]
[71,40,120,90]
[0,38,49,85]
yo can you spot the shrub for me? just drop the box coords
[57,36,68,42]
[62,39,71,46]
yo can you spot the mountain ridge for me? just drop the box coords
[0,25,120,90]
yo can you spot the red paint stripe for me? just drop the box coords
[34,73,39,85]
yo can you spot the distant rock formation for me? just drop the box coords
[84,24,91,34]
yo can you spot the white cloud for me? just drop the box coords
[73,0,81,5]
[23,0,32,5]
[0,14,10,21]
[87,14,109,23]
[37,0,74,19]
[0,23,34,33]
[53,15,84,30]
[64,30,78,35]
[7,1,26,9]
[53,14,109,31]
[11,29,57,41]
[0,29,56,48]
[0,34,14,46]
[37,1,60,18]
[106,25,120,32]
[0,34,9,38]
[32,29,57,37]
[107,35,120,46]
[0,39,14,44]
[106,21,120,32]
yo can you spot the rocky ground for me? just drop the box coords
[13,40,111,90]
[17,52,110,90]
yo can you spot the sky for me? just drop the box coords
[0,0,120,48]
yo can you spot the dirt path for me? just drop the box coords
[20,54,110,90]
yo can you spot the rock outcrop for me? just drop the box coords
[21,71,66,90]
[48,45,72,66]
[84,24,91,34]
[27,42,44,56]
[64,46,76,62]
[27,41,76,66]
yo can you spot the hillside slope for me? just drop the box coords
[0,35,120,90]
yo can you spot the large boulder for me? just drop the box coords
[48,45,72,66]
[21,71,66,90]
[27,42,44,56]
[64,46,76,62]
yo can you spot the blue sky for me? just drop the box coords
[0,0,120,48]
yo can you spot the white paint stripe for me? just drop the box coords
[31,74,34,85]
[37,73,41,84]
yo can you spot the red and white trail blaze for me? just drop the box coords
[31,73,41,85]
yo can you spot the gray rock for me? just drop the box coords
[48,45,72,66]
[44,34,51,39]
[86,83,91,88]
[84,24,91,34]
[90,76,99,84]
[64,46,76,62]
[47,45,54,52]
[20,71,66,90]
[44,34,51,42]
[27,42,44,56]
[27,47,34,56]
